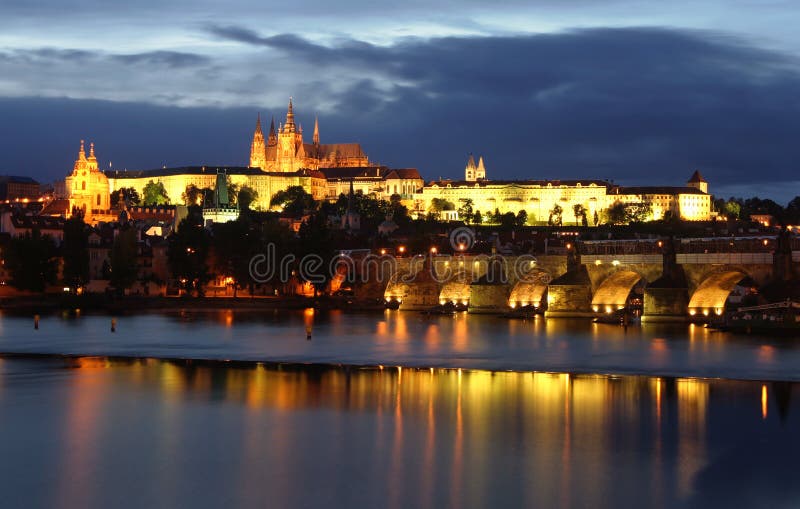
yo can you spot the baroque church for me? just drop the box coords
[249,99,371,172]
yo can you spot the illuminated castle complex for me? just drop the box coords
[54,98,711,224]
[249,99,370,172]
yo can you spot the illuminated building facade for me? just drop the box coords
[63,141,114,224]
[418,157,712,223]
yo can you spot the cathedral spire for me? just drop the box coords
[476,156,486,180]
[250,113,267,170]
[88,142,96,160]
[313,116,320,145]
[268,117,277,146]
[284,97,295,133]
[79,140,86,161]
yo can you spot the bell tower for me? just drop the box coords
[250,114,267,170]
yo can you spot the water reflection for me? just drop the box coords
[0,357,796,508]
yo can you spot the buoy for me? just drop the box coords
[34,314,40,330]
[111,318,117,333]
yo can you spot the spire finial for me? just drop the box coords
[89,142,95,157]
[313,116,320,145]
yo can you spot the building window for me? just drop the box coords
[97,194,101,206]
[82,181,86,190]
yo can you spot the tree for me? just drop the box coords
[270,186,315,217]
[458,198,474,224]
[142,180,170,205]
[110,226,138,292]
[606,202,627,225]
[785,196,800,224]
[297,211,336,296]
[182,184,212,206]
[61,215,89,290]
[211,217,260,297]
[4,230,58,292]
[429,198,455,220]
[167,207,212,296]
[111,187,140,207]
[473,210,483,225]
[548,204,563,226]
[572,204,587,226]
[226,178,240,206]
[237,185,259,211]
[625,202,652,223]
[723,200,742,220]
[515,209,528,227]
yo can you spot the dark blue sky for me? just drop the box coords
[1,1,799,201]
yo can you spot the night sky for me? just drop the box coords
[1,0,799,201]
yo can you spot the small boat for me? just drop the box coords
[421,302,458,315]
[715,301,800,335]
[502,305,541,319]
[593,308,640,325]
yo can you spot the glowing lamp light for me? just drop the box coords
[461,300,468,305]
[592,305,599,312]
[566,243,572,250]
[657,241,663,248]
[689,309,697,316]
[612,260,620,267]
[702,309,710,316]
[430,247,438,254]
[715,308,723,315]
[380,248,387,255]
[510,302,517,309]
[440,300,446,305]
[763,239,769,246]
[398,246,406,254]
[595,259,602,266]
[458,243,466,251]
[605,306,613,314]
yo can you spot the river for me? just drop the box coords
[0,309,797,508]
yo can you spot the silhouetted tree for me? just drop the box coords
[4,229,58,292]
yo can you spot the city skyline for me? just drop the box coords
[1,1,800,201]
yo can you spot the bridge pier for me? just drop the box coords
[642,287,689,322]
[467,284,510,314]
[544,267,595,318]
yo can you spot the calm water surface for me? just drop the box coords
[1,310,799,508]
[0,309,798,380]
[0,357,797,509]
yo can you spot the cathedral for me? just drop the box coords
[249,99,371,172]
[63,140,114,224]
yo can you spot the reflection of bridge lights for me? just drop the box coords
[762,384,768,419]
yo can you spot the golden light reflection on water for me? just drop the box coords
[34,357,791,508]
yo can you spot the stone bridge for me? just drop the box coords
[378,235,799,320]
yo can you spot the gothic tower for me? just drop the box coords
[465,154,477,181]
[476,156,486,180]
[268,117,277,146]
[250,114,267,170]
[277,98,305,172]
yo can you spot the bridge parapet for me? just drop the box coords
[580,254,663,265]
[676,252,772,265]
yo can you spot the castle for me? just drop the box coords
[249,98,371,172]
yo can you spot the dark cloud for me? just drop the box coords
[2,27,800,201]
[112,51,211,69]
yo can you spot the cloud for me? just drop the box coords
[112,51,211,68]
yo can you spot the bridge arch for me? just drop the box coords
[591,270,646,313]
[688,269,752,318]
